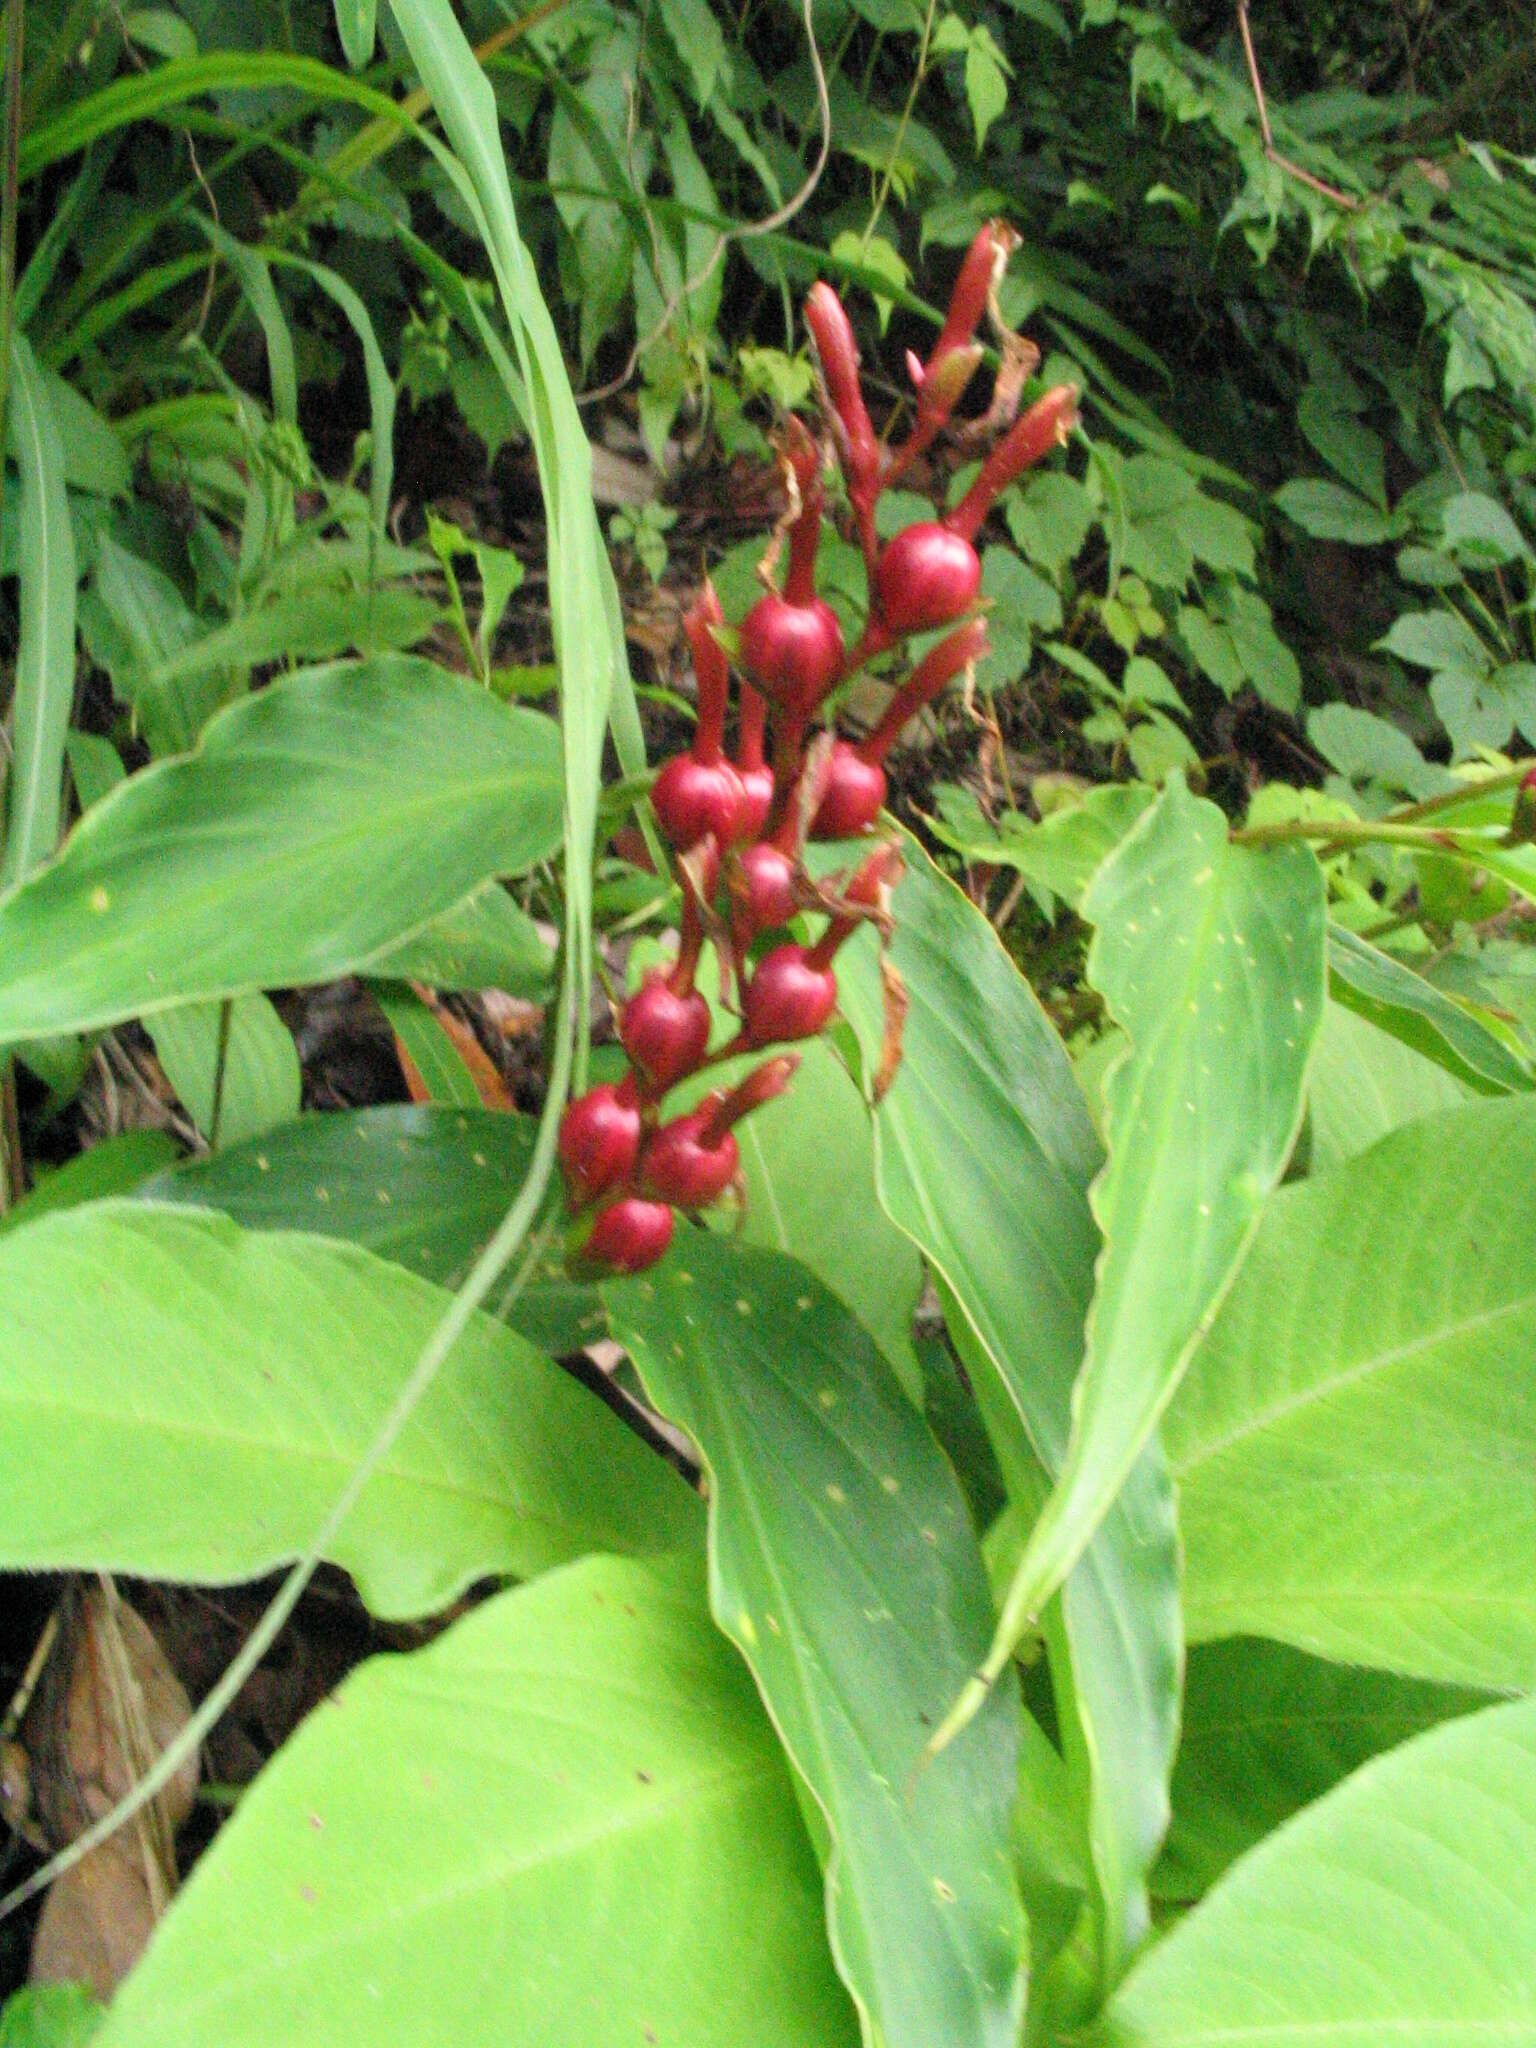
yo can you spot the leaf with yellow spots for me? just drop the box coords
[607,1238,1025,2048]
[949,778,1325,1750]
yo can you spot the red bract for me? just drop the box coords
[558,1079,641,1210]
[803,283,880,513]
[874,523,981,635]
[583,1196,675,1274]
[949,383,1080,542]
[619,975,711,1093]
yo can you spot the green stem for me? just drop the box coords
[1232,818,1480,852]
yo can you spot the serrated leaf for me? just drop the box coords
[1377,607,1490,673]
[0,658,563,1046]
[1296,386,1387,508]
[1170,1098,1536,1689]
[1006,471,1093,572]
[985,777,1325,1659]
[608,1240,1024,2048]
[0,1203,693,1615]
[1442,488,1529,566]
[95,1557,854,2048]
[1097,1697,1536,2048]
[140,1105,601,1357]
[1308,701,1454,801]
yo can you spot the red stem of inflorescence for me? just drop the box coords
[562,228,1081,1271]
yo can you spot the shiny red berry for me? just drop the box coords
[811,743,887,839]
[640,1111,740,1211]
[619,976,711,1093]
[651,753,747,852]
[873,524,981,635]
[742,944,839,1046]
[739,592,845,722]
[584,1196,675,1274]
[732,841,799,941]
[557,1081,641,1210]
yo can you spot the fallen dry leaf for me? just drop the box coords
[30,1839,156,2001]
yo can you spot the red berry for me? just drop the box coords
[652,753,747,852]
[739,592,845,722]
[811,743,887,839]
[874,524,981,635]
[619,975,711,1092]
[558,1082,641,1210]
[736,761,775,842]
[732,841,799,941]
[584,1196,675,1274]
[641,1111,740,1210]
[743,944,839,1046]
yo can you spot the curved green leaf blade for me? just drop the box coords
[1169,1097,1536,1690]
[608,1239,1024,2048]
[3,334,76,888]
[144,993,302,1147]
[141,1106,601,1356]
[96,1556,856,2048]
[982,779,1325,1687]
[1160,1638,1490,1902]
[1096,1696,1536,2048]
[835,837,1180,1989]
[333,0,378,69]
[1329,923,1532,1095]
[360,881,553,997]
[0,657,563,1046]
[1306,998,1468,1169]
[0,1203,695,1616]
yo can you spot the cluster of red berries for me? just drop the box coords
[561,222,1079,1273]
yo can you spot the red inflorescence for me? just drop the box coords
[566,229,1079,1272]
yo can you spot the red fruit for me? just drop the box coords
[652,753,746,852]
[558,1081,641,1210]
[739,592,845,723]
[619,975,711,1092]
[811,743,887,839]
[743,944,839,1046]
[736,763,775,842]
[641,1111,741,1211]
[732,841,799,941]
[874,524,981,635]
[583,1196,675,1274]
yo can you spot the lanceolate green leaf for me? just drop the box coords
[1158,1638,1491,1902]
[835,837,1180,1990]
[2,335,76,889]
[140,1107,603,1359]
[360,881,553,997]
[0,1203,695,1616]
[0,658,563,1046]
[608,1239,1024,2048]
[1328,922,1532,1095]
[977,779,1325,1709]
[1306,998,1468,1169]
[1169,1098,1536,1690]
[144,993,302,1147]
[1096,1696,1536,2048]
[333,0,378,69]
[95,1557,856,2048]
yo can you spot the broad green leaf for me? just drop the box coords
[1275,477,1394,543]
[1307,999,1468,1168]
[0,1984,102,2048]
[0,1130,180,1235]
[140,1106,601,1358]
[96,1556,855,2048]
[1308,702,1455,802]
[1442,488,1529,566]
[608,1240,1024,2048]
[1159,1638,1490,1901]
[927,782,1155,917]
[0,1203,695,1616]
[1378,607,1490,674]
[1328,923,1532,1093]
[78,535,217,758]
[1169,1098,1536,1689]
[0,658,562,1046]
[3,335,76,888]
[983,779,1324,1696]
[362,881,554,997]
[835,837,1179,1988]
[1096,1696,1536,2048]
[1296,388,1386,507]
[145,994,302,1147]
